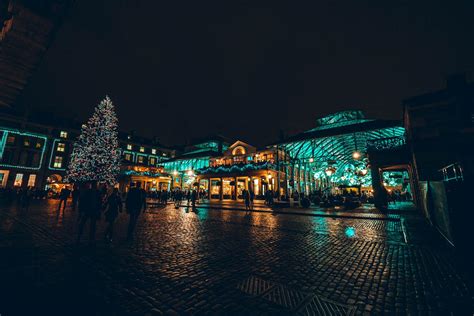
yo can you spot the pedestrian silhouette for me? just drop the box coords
[126,183,145,241]
[76,182,101,245]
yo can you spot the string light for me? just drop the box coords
[66,96,121,184]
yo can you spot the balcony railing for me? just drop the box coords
[367,136,406,151]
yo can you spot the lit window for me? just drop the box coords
[127,144,132,150]
[57,143,66,152]
[53,156,63,168]
[24,138,30,147]
[14,173,23,187]
[60,131,68,138]
[35,141,42,149]
[7,135,15,144]
[162,153,167,156]
[124,153,132,161]
[151,148,157,155]
[137,156,144,163]
[150,157,156,165]
[27,174,36,187]
[139,146,145,153]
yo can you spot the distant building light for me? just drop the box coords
[139,146,145,153]
[127,144,132,150]
[60,131,68,138]
[151,148,157,155]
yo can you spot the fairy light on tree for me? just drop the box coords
[66,96,121,184]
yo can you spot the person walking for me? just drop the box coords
[76,182,101,245]
[57,186,71,214]
[243,189,251,213]
[126,183,145,241]
[191,189,198,209]
[104,188,122,242]
[71,185,80,211]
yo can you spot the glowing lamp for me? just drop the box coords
[309,158,314,163]
[187,170,194,176]
[325,169,333,177]
[352,151,361,160]
[173,170,178,176]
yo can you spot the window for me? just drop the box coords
[127,144,132,150]
[139,146,145,153]
[151,148,157,155]
[232,146,246,155]
[14,173,23,187]
[24,138,30,147]
[27,174,36,187]
[150,157,156,165]
[53,156,63,168]
[35,141,42,149]
[137,156,144,164]
[124,153,132,161]
[57,142,66,152]
[162,153,167,156]
[7,135,15,144]
[60,131,68,138]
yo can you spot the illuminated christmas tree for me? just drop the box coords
[66,96,121,184]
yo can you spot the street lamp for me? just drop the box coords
[352,151,361,160]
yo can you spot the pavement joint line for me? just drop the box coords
[149,204,402,222]
[401,217,409,244]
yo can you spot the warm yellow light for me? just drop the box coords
[352,151,361,159]
[173,170,178,176]
[325,170,333,176]
[187,170,194,176]
[360,169,368,176]
[309,158,314,163]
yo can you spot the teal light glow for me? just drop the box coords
[162,157,210,173]
[0,128,48,170]
[0,131,7,159]
[345,227,356,238]
[199,162,276,175]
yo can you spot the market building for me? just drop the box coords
[273,110,409,202]
[196,141,289,201]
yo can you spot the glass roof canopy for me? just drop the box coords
[275,111,405,185]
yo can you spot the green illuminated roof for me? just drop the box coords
[274,111,405,182]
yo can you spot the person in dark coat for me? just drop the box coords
[104,188,122,242]
[126,183,145,240]
[57,186,71,213]
[76,182,102,244]
[71,185,80,211]
[191,189,198,209]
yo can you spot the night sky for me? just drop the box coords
[19,0,474,147]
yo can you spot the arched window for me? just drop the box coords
[232,146,246,156]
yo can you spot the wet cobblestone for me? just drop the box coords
[0,200,472,315]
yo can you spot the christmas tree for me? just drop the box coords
[66,96,121,184]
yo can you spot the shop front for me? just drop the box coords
[119,166,171,192]
[198,169,283,201]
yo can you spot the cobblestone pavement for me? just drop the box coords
[0,200,472,315]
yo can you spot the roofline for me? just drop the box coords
[270,119,403,146]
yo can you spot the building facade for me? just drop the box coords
[0,114,174,192]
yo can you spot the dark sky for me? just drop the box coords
[19,0,474,147]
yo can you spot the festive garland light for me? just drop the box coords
[198,161,276,175]
[65,96,121,184]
